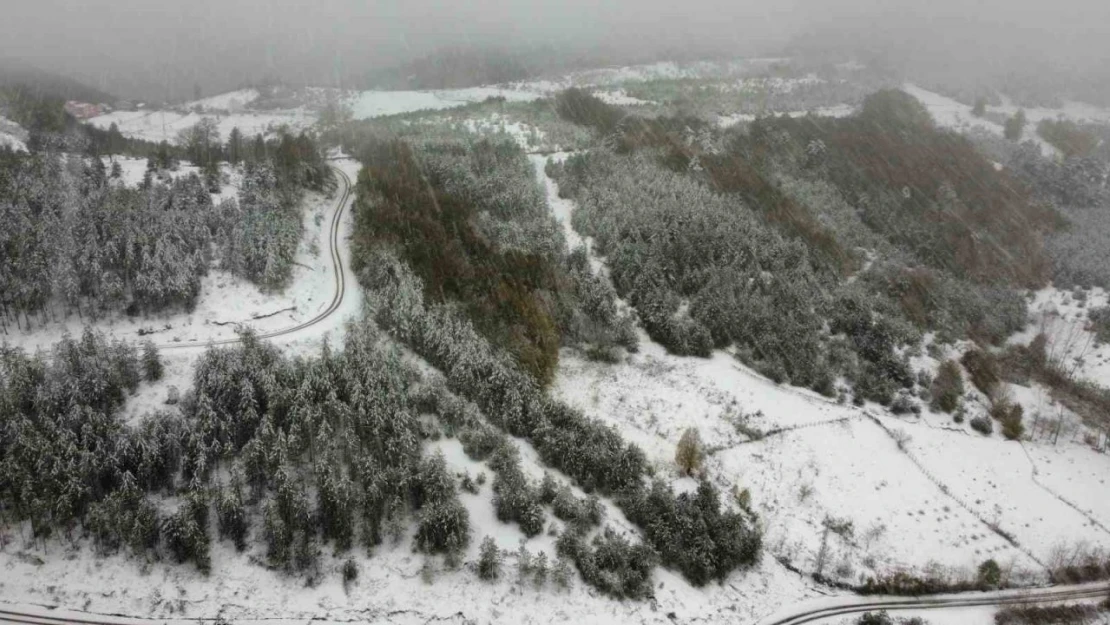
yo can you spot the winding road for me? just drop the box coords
[757,581,1110,625]
[156,163,354,352]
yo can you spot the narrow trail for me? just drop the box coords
[1018,442,1110,538]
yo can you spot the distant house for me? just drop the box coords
[64,101,108,119]
[115,100,137,112]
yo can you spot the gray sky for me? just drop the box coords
[1,0,1108,100]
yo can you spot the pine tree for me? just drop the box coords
[227,127,243,165]
[1004,109,1027,141]
[971,97,987,117]
[142,339,163,381]
[478,536,501,580]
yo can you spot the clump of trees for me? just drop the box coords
[551,88,1047,406]
[352,137,635,385]
[0,128,332,325]
[0,322,472,577]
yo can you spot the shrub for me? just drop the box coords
[962,349,1001,396]
[675,427,705,476]
[1004,110,1027,141]
[342,558,359,587]
[1091,307,1110,344]
[931,360,965,413]
[991,402,1025,441]
[978,558,1002,588]
[970,415,994,436]
[995,603,1100,625]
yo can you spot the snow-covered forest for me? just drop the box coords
[5,31,1110,625]
[0,94,333,331]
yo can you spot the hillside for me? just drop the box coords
[3,58,1110,625]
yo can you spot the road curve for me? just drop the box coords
[758,582,1110,625]
[156,163,354,352]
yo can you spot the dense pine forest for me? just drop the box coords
[0,91,332,328]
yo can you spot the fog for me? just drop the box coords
[0,0,1108,101]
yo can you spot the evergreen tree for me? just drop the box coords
[478,536,502,580]
[142,339,163,381]
[971,97,987,117]
[227,127,243,165]
[1004,109,1027,141]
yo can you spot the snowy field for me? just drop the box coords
[1009,287,1110,387]
[0,115,28,151]
[901,84,1110,158]
[88,108,317,143]
[184,88,260,112]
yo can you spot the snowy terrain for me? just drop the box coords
[901,84,1110,158]
[183,88,261,112]
[0,115,28,151]
[347,86,543,120]
[7,60,1110,625]
[88,108,316,143]
[1010,287,1110,387]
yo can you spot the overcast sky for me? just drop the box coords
[1,0,1108,100]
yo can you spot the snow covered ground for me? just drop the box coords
[0,115,28,151]
[88,108,316,143]
[183,88,260,112]
[1009,287,1110,387]
[347,87,542,120]
[900,84,1110,158]
[716,105,857,127]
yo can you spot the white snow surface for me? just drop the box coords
[347,87,542,120]
[87,108,316,143]
[1010,287,1110,387]
[183,88,260,112]
[903,84,1067,157]
[0,115,28,151]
